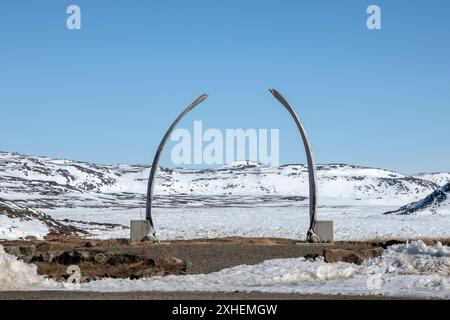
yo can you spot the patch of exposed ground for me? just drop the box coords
[0,198,127,238]
[1,237,449,282]
[1,238,186,281]
[0,198,84,236]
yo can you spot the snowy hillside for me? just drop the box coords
[0,152,440,211]
[0,152,449,241]
[385,183,450,215]
[0,198,70,239]
[413,173,450,187]
[0,197,126,240]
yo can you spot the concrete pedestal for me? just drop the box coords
[314,220,334,243]
[130,220,154,242]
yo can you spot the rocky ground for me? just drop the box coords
[3,236,448,282]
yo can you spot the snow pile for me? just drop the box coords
[385,183,450,215]
[0,245,57,291]
[72,257,360,293]
[269,258,355,283]
[361,240,450,276]
[76,241,449,298]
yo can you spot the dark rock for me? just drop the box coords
[107,253,142,265]
[31,252,55,263]
[3,247,20,257]
[384,240,406,248]
[341,253,364,265]
[55,250,90,265]
[19,245,36,257]
[304,253,319,261]
[324,248,383,265]
[85,241,98,248]
[4,245,36,262]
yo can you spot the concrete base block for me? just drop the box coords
[130,220,154,242]
[314,220,334,243]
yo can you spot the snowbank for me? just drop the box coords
[0,245,57,291]
[77,241,449,297]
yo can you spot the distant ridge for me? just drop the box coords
[0,151,442,210]
[384,182,450,215]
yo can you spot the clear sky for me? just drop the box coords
[1,0,449,174]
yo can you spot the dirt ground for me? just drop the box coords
[1,236,398,279]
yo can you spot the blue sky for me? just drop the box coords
[1,0,449,174]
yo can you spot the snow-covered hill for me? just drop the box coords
[413,173,450,187]
[0,198,73,239]
[0,152,441,211]
[1,152,449,240]
[385,183,450,215]
[0,197,126,240]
